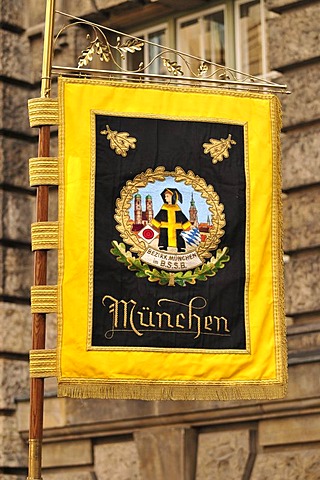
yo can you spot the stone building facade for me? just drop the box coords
[0,0,319,478]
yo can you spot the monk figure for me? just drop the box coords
[151,188,191,252]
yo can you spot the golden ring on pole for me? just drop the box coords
[27,439,43,480]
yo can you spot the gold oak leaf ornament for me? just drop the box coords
[203,134,236,164]
[78,37,111,68]
[162,58,184,76]
[78,44,95,68]
[116,37,144,58]
[100,125,137,157]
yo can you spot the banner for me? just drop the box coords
[55,78,287,400]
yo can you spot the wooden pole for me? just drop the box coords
[27,1,55,479]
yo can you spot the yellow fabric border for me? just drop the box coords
[31,221,59,251]
[28,98,59,127]
[58,78,287,400]
[31,285,58,313]
[29,349,57,378]
[29,157,59,186]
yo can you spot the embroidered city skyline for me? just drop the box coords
[129,182,212,240]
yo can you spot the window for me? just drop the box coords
[176,6,227,73]
[235,0,267,76]
[126,25,168,75]
[125,0,266,78]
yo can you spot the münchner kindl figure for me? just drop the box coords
[151,188,191,252]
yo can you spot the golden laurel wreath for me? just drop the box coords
[111,166,230,286]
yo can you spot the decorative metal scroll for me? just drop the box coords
[52,10,289,93]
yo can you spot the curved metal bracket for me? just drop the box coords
[53,10,289,93]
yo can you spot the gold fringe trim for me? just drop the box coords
[58,381,287,401]
[30,285,58,313]
[28,97,58,127]
[29,349,57,378]
[271,96,288,386]
[31,222,59,251]
[29,157,59,186]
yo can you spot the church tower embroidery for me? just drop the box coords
[189,193,198,227]
[133,193,154,231]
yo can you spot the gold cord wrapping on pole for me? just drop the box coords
[31,222,59,251]
[29,157,59,186]
[28,98,58,127]
[30,285,58,313]
[29,349,57,378]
